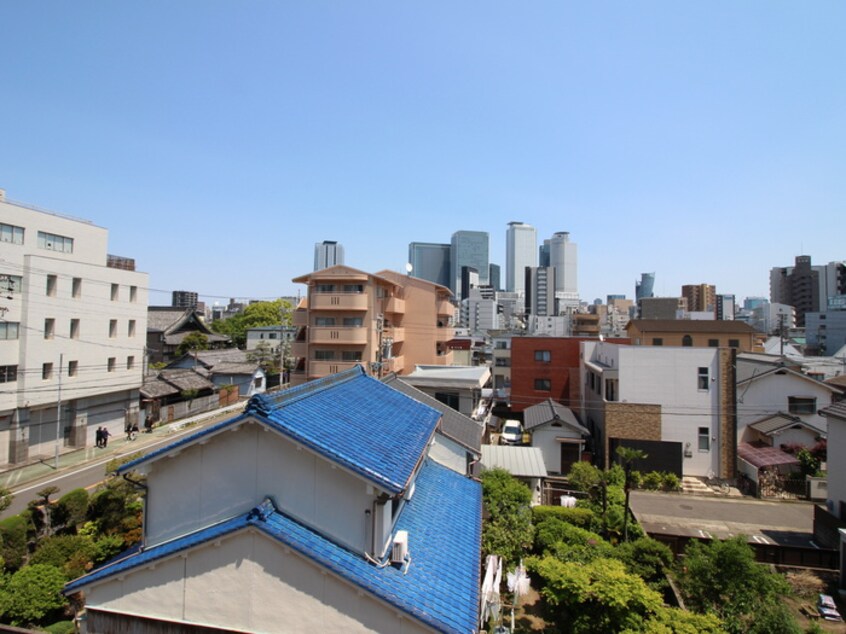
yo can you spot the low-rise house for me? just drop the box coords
[66,366,482,633]
[147,307,230,364]
[140,368,218,425]
[480,444,547,504]
[523,398,590,475]
[168,349,266,397]
[401,365,491,417]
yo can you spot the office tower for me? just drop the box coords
[716,294,736,321]
[525,267,556,316]
[460,266,480,301]
[450,231,489,298]
[549,231,578,302]
[635,273,655,302]
[313,240,345,271]
[682,284,717,314]
[489,264,501,292]
[539,241,550,267]
[408,242,451,289]
[172,290,198,309]
[505,221,537,293]
[770,256,820,327]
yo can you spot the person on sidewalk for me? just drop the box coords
[95,427,103,448]
[101,427,111,448]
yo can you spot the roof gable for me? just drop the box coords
[737,365,842,393]
[524,398,590,435]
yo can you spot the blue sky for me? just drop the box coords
[1,2,843,307]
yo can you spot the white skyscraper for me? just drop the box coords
[505,221,537,293]
[549,231,579,310]
[313,240,345,271]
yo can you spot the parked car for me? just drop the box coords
[500,420,523,445]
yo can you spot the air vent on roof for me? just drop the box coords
[391,530,409,564]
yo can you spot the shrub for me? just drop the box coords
[30,535,99,580]
[44,621,76,634]
[532,505,594,528]
[1,563,68,626]
[662,472,681,492]
[640,471,664,490]
[566,461,601,492]
[52,488,90,532]
[615,537,673,589]
[0,515,29,571]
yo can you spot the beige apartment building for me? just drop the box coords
[290,266,455,385]
[626,319,765,352]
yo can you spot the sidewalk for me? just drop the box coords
[0,402,246,494]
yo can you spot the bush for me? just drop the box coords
[662,472,681,492]
[0,515,29,571]
[566,461,601,492]
[0,563,68,626]
[54,488,89,530]
[640,471,664,490]
[43,621,76,634]
[30,535,98,580]
[615,537,673,589]
[532,505,594,528]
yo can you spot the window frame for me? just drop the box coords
[698,426,711,451]
[0,322,19,340]
[697,366,709,391]
[42,362,54,380]
[107,357,116,372]
[534,350,551,363]
[534,378,552,391]
[37,231,74,253]
[70,318,80,339]
[0,223,24,245]
[0,365,19,383]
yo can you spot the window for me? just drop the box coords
[343,284,364,293]
[652,338,663,346]
[315,317,336,326]
[107,357,116,372]
[128,320,136,337]
[697,367,709,391]
[68,360,78,377]
[494,358,511,367]
[605,379,616,402]
[435,392,460,410]
[534,350,551,363]
[0,322,19,340]
[343,317,363,327]
[0,223,24,245]
[129,285,137,302]
[534,378,551,391]
[72,277,82,298]
[682,335,693,347]
[44,318,55,339]
[342,351,362,361]
[109,319,117,338]
[316,284,335,293]
[70,319,80,339]
[788,397,817,415]
[314,350,335,361]
[43,362,54,380]
[110,284,119,301]
[126,356,135,370]
[708,339,719,347]
[0,275,22,294]
[698,427,710,451]
[46,274,57,297]
[728,339,740,349]
[0,365,18,383]
[37,231,73,253]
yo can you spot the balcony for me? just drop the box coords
[384,296,405,314]
[435,327,454,343]
[436,299,455,317]
[292,310,308,327]
[309,360,363,377]
[383,355,404,374]
[386,327,404,342]
[309,327,369,345]
[310,293,369,311]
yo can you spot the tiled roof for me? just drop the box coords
[481,445,547,478]
[737,442,800,469]
[157,369,216,392]
[748,412,825,437]
[382,374,483,454]
[67,460,481,634]
[139,377,180,399]
[820,401,846,421]
[162,331,230,346]
[211,362,258,376]
[523,398,589,435]
[121,367,441,495]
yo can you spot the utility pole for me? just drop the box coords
[375,314,384,379]
[54,353,63,470]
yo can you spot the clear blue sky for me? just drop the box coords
[1,2,843,306]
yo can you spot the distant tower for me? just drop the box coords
[506,221,537,293]
[635,273,655,301]
[450,231,489,298]
[408,242,451,289]
[489,264,501,292]
[681,283,717,314]
[549,231,578,301]
[172,290,198,309]
[314,240,345,271]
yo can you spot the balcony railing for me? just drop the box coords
[309,327,368,345]
[384,296,405,314]
[310,293,369,311]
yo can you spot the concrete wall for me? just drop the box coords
[827,415,846,520]
[531,426,583,474]
[427,434,469,475]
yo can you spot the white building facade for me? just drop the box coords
[0,191,148,465]
[505,221,537,294]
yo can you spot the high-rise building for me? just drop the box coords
[682,284,717,314]
[489,264,501,292]
[450,231,489,298]
[635,273,655,302]
[525,267,556,317]
[716,294,736,321]
[539,241,550,267]
[408,242,450,289]
[172,290,198,309]
[505,221,537,293]
[770,256,820,327]
[313,240,345,271]
[549,231,578,308]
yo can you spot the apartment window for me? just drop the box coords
[314,350,335,361]
[534,350,551,363]
[44,318,55,339]
[129,285,137,302]
[697,367,709,391]
[72,277,82,298]
[0,275,22,294]
[70,319,80,339]
[682,335,693,347]
[109,319,118,338]
[315,317,336,326]
[0,223,24,245]
[0,322,19,340]
[0,365,18,383]
[343,317,363,327]
[342,351,362,361]
[343,284,364,293]
[46,274,57,297]
[652,338,663,346]
[127,356,135,370]
[43,362,54,380]
[110,284,119,301]
[128,320,136,337]
[494,358,511,367]
[728,339,740,349]
[788,397,817,415]
[534,378,552,391]
[68,360,78,377]
[316,284,335,293]
[708,339,719,347]
[605,379,616,402]
[107,357,116,372]
[38,231,73,253]
[698,427,710,451]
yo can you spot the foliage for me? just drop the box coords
[796,448,822,478]
[0,515,28,571]
[629,607,725,634]
[640,471,664,490]
[532,505,594,528]
[662,472,681,492]
[480,469,534,567]
[567,461,601,492]
[51,488,90,533]
[29,535,99,580]
[211,299,292,347]
[176,331,209,357]
[535,518,611,557]
[616,446,648,542]
[247,340,280,372]
[87,480,143,548]
[743,601,801,634]
[0,487,13,514]
[0,563,67,626]
[675,535,792,633]
[43,621,76,634]
[615,538,673,591]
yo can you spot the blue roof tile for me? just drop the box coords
[67,460,481,634]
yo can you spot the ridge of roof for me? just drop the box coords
[247,366,364,415]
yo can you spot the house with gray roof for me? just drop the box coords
[147,306,230,364]
[168,349,266,397]
[524,398,590,475]
[402,364,491,417]
[65,367,481,633]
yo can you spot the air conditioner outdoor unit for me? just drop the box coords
[391,530,409,564]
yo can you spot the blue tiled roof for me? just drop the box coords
[67,460,482,634]
[120,367,442,494]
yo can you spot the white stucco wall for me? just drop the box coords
[531,426,582,474]
[86,530,433,634]
[427,433,469,474]
[827,416,846,520]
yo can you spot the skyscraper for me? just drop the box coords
[635,273,655,301]
[450,231,489,298]
[681,283,716,314]
[770,256,820,327]
[408,242,451,289]
[505,221,537,293]
[549,231,578,304]
[313,240,345,271]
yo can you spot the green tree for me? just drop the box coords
[176,331,209,357]
[615,446,648,542]
[211,299,292,348]
[480,468,534,567]
[0,563,68,626]
[247,340,279,372]
[0,487,13,515]
[567,461,601,492]
[0,515,28,571]
[29,534,99,580]
[615,537,674,591]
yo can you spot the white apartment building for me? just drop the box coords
[0,190,148,465]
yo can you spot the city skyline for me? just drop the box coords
[1,3,843,305]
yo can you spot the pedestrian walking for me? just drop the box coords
[95,427,103,448]
[101,426,111,448]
